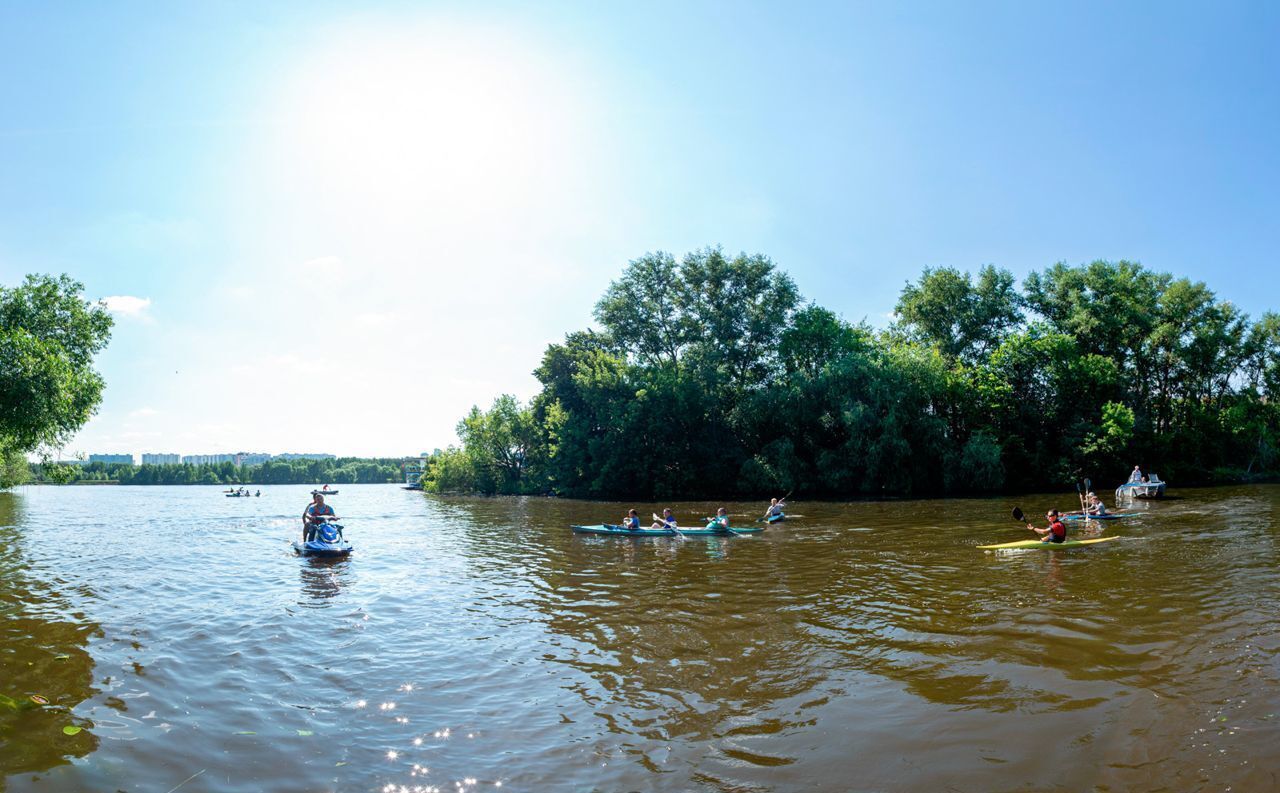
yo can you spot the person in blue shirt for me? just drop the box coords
[651,508,677,530]
[621,509,641,531]
[302,493,337,541]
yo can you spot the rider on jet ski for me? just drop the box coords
[302,493,338,541]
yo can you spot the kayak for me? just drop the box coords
[1061,512,1137,521]
[758,512,785,524]
[311,489,339,495]
[571,523,764,537]
[573,523,675,537]
[978,536,1120,550]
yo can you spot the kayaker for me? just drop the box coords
[302,493,337,541]
[651,508,677,530]
[1085,493,1108,516]
[1026,509,1067,543]
[708,507,731,533]
[622,509,641,531]
[762,497,786,521]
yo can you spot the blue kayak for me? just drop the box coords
[572,523,763,537]
[758,512,785,524]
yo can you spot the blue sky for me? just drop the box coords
[2,1,1277,458]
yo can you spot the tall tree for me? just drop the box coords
[0,274,113,487]
[895,265,1022,362]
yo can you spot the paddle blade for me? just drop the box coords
[1011,507,1025,522]
[1084,478,1092,493]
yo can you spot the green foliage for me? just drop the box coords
[896,265,1022,362]
[442,251,1280,497]
[0,443,28,489]
[26,457,403,486]
[0,275,112,482]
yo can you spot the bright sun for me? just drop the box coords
[260,19,589,222]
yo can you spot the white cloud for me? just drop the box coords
[102,295,153,317]
[129,406,159,418]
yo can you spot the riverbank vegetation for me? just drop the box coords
[427,249,1280,499]
[0,275,113,489]
[27,457,405,486]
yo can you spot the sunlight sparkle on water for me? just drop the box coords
[387,750,399,760]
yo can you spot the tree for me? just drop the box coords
[455,395,545,494]
[0,275,113,487]
[895,265,1022,362]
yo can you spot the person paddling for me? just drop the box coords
[302,493,337,541]
[621,508,641,531]
[651,508,677,530]
[762,497,786,522]
[1026,509,1067,543]
[708,507,732,533]
[1085,492,1108,516]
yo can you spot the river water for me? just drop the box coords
[1,483,1277,792]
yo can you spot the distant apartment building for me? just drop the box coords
[181,454,237,465]
[236,452,272,467]
[89,453,134,465]
[141,453,181,465]
[274,453,336,461]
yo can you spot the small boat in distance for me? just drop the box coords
[1116,472,1166,501]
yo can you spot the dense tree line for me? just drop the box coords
[0,275,113,488]
[29,457,404,486]
[429,248,1280,498]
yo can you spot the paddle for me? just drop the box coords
[1011,507,1039,535]
[652,513,685,538]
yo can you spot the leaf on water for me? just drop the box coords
[54,655,70,661]
[234,731,257,735]
[62,725,83,735]
[297,730,313,736]
[30,695,50,705]
[335,761,348,766]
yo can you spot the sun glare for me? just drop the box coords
[263,22,587,221]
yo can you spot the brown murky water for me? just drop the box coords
[1,484,1277,791]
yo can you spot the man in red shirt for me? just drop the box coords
[1027,509,1068,544]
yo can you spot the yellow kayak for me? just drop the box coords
[978,536,1120,550]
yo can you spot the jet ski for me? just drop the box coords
[292,519,353,558]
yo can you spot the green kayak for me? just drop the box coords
[571,523,763,537]
[572,524,675,537]
[978,536,1120,550]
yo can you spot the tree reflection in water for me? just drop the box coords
[0,492,101,780]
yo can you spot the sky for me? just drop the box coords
[2,1,1277,459]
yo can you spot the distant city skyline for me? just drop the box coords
[75,451,344,466]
